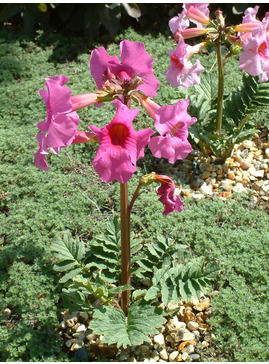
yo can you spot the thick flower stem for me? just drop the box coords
[216,36,224,136]
[120,182,131,316]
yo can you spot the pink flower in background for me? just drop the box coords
[169,12,190,41]
[164,36,204,89]
[242,5,260,24]
[154,174,183,215]
[90,40,159,98]
[89,103,155,183]
[239,21,269,82]
[148,99,196,164]
[184,3,210,27]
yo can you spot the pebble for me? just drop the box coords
[168,351,179,361]
[181,344,195,355]
[265,148,269,156]
[256,169,264,178]
[181,332,195,341]
[189,353,200,360]
[200,184,213,195]
[159,348,168,360]
[76,324,86,333]
[3,308,11,319]
[242,140,253,149]
[192,193,204,200]
[202,340,209,348]
[232,184,248,193]
[181,352,189,361]
[154,333,165,346]
[187,321,199,331]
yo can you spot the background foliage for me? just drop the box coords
[0,4,269,361]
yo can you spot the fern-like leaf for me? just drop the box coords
[89,299,166,348]
[224,74,269,126]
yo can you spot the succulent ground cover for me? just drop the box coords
[0,24,269,362]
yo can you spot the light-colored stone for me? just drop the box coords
[264,148,269,156]
[187,321,199,331]
[154,333,165,346]
[202,340,209,348]
[181,332,195,341]
[192,193,204,200]
[168,351,179,362]
[76,324,86,333]
[242,140,253,149]
[232,184,248,193]
[159,348,168,360]
[200,184,213,195]
[181,352,189,361]
[256,169,264,178]
[248,166,257,176]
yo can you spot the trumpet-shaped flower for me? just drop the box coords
[90,40,159,98]
[239,21,269,82]
[154,174,183,215]
[89,103,155,183]
[148,99,196,164]
[164,36,204,89]
[34,76,98,171]
[184,3,210,27]
[169,12,190,41]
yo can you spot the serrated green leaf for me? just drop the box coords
[144,286,160,301]
[51,232,85,262]
[132,289,147,300]
[53,260,77,272]
[90,300,165,348]
[59,267,82,283]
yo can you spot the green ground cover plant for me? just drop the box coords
[0,22,269,361]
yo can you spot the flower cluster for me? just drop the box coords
[166,3,269,88]
[35,40,195,214]
[235,6,269,82]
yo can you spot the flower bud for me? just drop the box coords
[181,27,208,40]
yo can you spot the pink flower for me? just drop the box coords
[148,99,196,164]
[154,174,183,215]
[163,36,204,89]
[90,40,159,98]
[89,103,155,183]
[184,3,210,27]
[35,76,98,171]
[239,21,269,82]
[242,5,260,24]
[169,12,190,41]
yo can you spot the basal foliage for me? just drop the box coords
[50,216,218,348]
